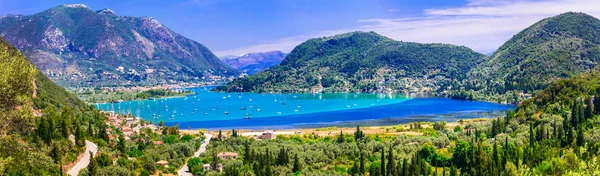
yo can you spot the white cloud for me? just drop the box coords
[217,0,600,56]
[214,29,354,56]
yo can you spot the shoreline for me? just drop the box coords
[173,109,507,131]
[181,117,491,136]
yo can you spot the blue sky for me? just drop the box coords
[1,0,600,56]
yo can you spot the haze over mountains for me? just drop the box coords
[219,51,287,75]
[0,4,236,87]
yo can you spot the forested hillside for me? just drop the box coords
[216,31,485,93]
[0,36,104,175]
[462,12,600,103]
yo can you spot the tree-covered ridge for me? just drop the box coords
[464,12,600,103]
[216,31,486,93]
[0,4,237,87]
[0,36,104,175]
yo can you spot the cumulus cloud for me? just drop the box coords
[217,0,600,56]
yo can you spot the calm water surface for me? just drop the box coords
[96,86,515,129]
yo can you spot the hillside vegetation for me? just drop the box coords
[216,32,485,93]
[0,37,104,175]
[463,12,600,103]
[195,68,600,176]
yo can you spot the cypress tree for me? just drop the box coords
[292,153,301,172]
[572,100,580,128]
[218,130,222,141]
[594,95,600,115]
[402,158,408,176]
[577,127,585,147]
[387,146,395,176]
[354,124,364,140]
[337,130,345,143]
[529,123,535,152]
[381,148,386,176]
[87,151,98,176]
[492,141,499,170]
[503,137,509,167]
[359,152,365,174]
[117,134,126,154]
[585,97,593,119]
[244,141,251,165]
[450,165,457,176]
[276,147,289,166]
[443,166,446,176]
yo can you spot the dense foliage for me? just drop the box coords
[216,31,486,94]
[0,37,103,175]
[463,12,600,103]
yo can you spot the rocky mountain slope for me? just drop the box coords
[220,51,286,74]
[0,4,237,87]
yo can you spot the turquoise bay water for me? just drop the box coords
[96,86,515,129]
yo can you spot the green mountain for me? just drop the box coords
[0,4,237,87]
[0,36,102,175]
[216,31,486,93]
[465,12,600,102]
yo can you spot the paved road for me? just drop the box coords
[178,134,213,176]
[68,140,98,176]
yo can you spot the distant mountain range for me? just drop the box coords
[216,31,486,93]
[220,51,287,75]
[0,4,237,87]
[218,12,600,103]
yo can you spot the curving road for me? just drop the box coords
[178,134,212,176]
[68,140,98,176]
